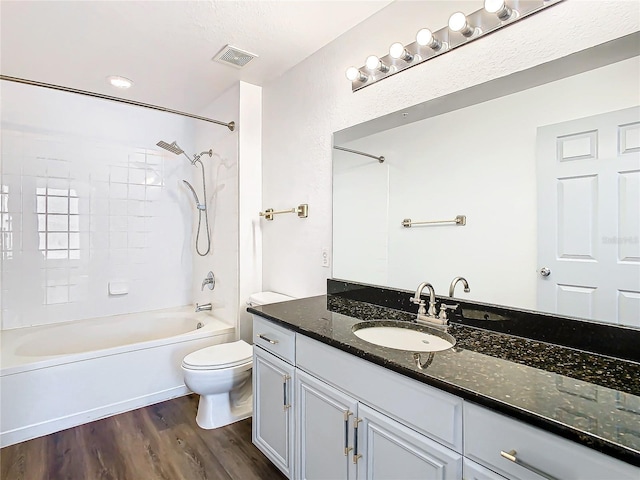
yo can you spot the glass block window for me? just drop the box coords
[0,185,12,260]
[36,187,80,260]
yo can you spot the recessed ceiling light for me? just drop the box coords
[107,75,133,89]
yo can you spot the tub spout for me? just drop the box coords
[195,303,212,312]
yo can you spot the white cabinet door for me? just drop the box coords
[253,346,295,479]
[296,369,358,480]
[463,458,508,480]
[356,404,462,480]
[537,106,640,325]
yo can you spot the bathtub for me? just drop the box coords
[0,306,235,447]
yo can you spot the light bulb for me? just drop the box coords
[484,0,513,20]
[448,12,467,32]
[484,0,504,12]
[345,66,367,82]
[416,28,442,51]
[448,12,475,37]
[389,42,413,62]
[365,55,389,73]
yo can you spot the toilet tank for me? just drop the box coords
[247,291,294,307]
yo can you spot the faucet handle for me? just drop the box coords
[438,303,459,320]
[410,296,424,305]
[201,271,215,291]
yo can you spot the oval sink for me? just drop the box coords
[352,321,455,352]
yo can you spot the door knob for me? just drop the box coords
[539,267,551,277]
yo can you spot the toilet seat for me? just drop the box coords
[182,340,253,370]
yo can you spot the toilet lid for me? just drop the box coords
[182,340,253,370]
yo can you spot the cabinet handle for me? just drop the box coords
[257,333,278,344]
[282,374,291,411]
[344,411,353,456]
[353,417,362,464]
[500,450,559,480]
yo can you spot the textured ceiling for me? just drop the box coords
[0,0,392,113]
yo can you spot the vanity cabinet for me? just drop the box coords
[252,317,296,478]
[252,316,639,480]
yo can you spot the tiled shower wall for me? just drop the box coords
[0,81,207,329]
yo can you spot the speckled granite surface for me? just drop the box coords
[248,294,640,467]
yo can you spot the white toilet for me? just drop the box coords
[182,291,293,429]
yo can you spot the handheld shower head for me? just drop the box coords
[156,140,184,156]
[183,180,205,210]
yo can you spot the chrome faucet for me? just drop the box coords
[410,282,437,318]
[449,276,470,297]
[195,302,212,312]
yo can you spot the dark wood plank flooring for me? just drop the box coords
[1,395,286,480]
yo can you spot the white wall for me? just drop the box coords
[192,84,240,330]
[189,81,262,340]
[334,57,640,310]
[238,82,263,343]
[261,0,640,298]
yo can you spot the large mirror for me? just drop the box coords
[333,34,640,327]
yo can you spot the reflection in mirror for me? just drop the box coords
[333,37,640,327]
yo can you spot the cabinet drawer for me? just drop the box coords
[252,316,296,364]
[464,402,639,480]
[296,335,463,452]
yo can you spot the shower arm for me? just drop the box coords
[192,150,213,164]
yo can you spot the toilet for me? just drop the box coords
[181,291,293,429]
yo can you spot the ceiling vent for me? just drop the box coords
[212,45,258,69]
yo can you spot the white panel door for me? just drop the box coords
[356,404,462,480]
[537,107,640,325]
[253,348,295,479]
[296,369,358,480]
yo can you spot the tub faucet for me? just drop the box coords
[410,282,437,318]
[195,303,212,312]
[449,276,470,297]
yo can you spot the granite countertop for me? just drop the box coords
[248,294,640,467]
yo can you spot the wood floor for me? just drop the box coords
[0,395,286,480]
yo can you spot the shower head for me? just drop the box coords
[183,180,205,210]
[156,140,184,156]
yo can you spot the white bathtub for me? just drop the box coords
[0,306,235,447]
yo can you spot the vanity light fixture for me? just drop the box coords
[416,29,442,51]
[389,42,414,62]
[345,66,368,83]
[484,0,516,21]
[365,55,390,73]
[448,12,478,38]
[345,0,563,92]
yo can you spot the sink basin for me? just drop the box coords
[352,321,455,352]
